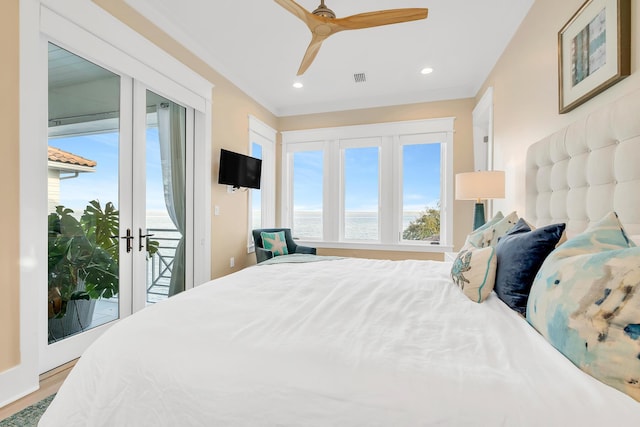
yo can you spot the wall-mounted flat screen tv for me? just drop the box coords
[218,149,262,189]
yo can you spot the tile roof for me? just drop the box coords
[48,146,97,167]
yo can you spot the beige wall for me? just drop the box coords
[0,0,20,374]
[478,0,639,215]
[277,98,477,260]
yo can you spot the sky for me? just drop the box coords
[50,127,167,217]
[291,143,441,213]
[53,131,441,221]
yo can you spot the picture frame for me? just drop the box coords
[558,0,630,114]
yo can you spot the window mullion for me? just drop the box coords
[324,140,340,242]
[441,131,454,246]
[380,136,396,244]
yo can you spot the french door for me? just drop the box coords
[43,43,194,371]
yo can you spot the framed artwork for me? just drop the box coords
[558,0,631,114]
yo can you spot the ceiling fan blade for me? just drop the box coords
[297,34,327,76]
[273,0,314,25]
[275,2,428,75]
[334,8,428,31]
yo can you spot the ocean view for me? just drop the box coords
[253,211,425,241]
[63,209,426,242]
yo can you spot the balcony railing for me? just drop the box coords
[146,228,180,303]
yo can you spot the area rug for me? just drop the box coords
[0,394,55,427]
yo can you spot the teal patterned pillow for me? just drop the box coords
[261,231,289,256]
[466,211,518,248]
[526,212,640,402]
[473,211,504,233]
[464,211,502,247]
[451,244,497,303]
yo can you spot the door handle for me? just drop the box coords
[139,228,155,252]
[112,228,134,253]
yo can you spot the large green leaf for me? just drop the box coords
[48,200,120,317]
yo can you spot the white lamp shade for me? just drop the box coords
[455,171,505,200]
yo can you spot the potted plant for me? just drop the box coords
[47,200,120,342]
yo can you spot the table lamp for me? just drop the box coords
[455,171,505,230]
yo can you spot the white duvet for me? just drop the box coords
[39,258,640,426]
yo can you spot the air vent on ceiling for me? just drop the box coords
[353,73,367,83]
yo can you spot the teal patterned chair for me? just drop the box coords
[252,228,316,263]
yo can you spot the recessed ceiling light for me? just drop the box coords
[293,81,304,89]
[420,67,434,75]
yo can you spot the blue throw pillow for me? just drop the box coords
[494,219,566,314]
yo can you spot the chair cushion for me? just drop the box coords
[260,231,289,256]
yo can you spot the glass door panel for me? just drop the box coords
[43,42,198,372]
[47,43,121,343]
[144,91,186,304]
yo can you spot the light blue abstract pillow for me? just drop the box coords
[261,231,289,256]
[526,212,640,402]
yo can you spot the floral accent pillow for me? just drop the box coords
[466,211,519,248]
[526,212,640,402]
[451,244,497,303]
[261,231,289,257]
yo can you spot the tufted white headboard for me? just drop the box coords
[526,89,640,237]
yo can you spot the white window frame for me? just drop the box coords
[281,118,454,253]
[247,116,276,252]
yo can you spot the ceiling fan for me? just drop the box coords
[274,0,429,75]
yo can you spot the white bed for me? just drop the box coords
[39,90,640,425]
[39,258,640,426]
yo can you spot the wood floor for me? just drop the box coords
[0,359,77,421]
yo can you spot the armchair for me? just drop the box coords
[252,228,316,264]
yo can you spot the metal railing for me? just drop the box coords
[146,228,181,303]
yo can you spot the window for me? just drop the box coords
[401,138,441,243]
[248,116,275,251]
[292,149,324,239]
[281,118,454,252]
[342,142,380,241]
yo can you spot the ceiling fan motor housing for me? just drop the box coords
[313,1,335,18]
